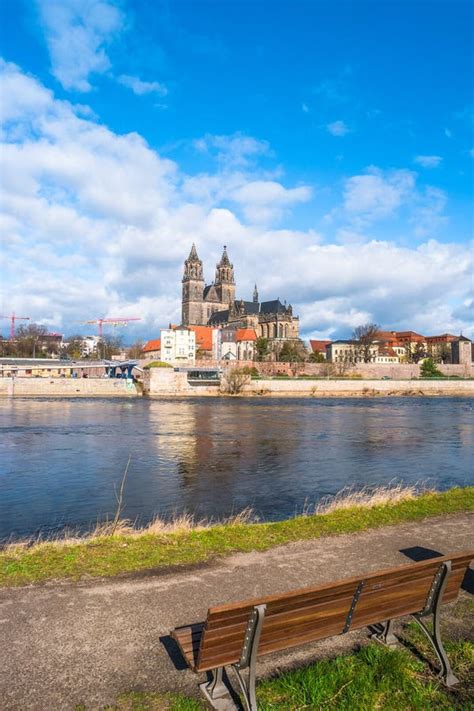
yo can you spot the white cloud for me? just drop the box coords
[1,61,472,340]
[414,155,443,168]
[35,0,124,91]
[343,168,415,222]
[117,75,168,97]
[229,181,312,223]
[302,102,309,113]
[326,120,350,137]
[194,132,272,167]
[444,128,452,138]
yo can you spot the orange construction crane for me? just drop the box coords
[79,317,141,338]
[1,313,30,341]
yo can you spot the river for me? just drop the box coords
[0,396,472,540]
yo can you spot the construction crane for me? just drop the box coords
[80,317,141,338]
[1,313,31,341]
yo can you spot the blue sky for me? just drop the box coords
[0,0,473,340]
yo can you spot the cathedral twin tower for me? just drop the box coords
[181,243,299,340]
[182,244,238,326]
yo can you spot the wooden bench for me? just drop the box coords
[171,550,473,711]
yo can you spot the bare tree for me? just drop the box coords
[221,367,251,394]
[352,323,381,363]
[127,340,144,359]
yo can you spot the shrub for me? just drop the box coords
[144,361,173,369]
[420,358,443,378]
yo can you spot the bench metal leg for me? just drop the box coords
[199,667,238,710]
[371,619,398,647]
[231,603,266,711]
[411,561,459,687]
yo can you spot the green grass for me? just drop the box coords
[256,637,473,710]
[1,487,473,587]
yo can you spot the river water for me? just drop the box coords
[0,396,472,540]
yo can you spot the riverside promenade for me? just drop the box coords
[1,512,472,710]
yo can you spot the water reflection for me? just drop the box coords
[0,397,472,539]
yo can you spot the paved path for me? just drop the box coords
[1,512,473,711]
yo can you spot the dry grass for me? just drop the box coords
[1,484,424,553]
[315,481,430,515]
[2,486,472,586]
[1,507,257,554]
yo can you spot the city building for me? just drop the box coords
[187,325,219,359]
[309,340,332,359]
[181,245,300,349]
[79,335,101,357]
[142,339,161,360]
[220,327,258,361]
[326,340,376,364]
[451,335,473,365]
[425,333,457,363]
[160,327,196,365]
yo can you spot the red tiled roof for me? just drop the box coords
[236,328,257,342]
[142,339,161,352]
[188,325,214,351]
[309,339,332,352]
[376,331,397,341]
[425,334,457,343]
[393,331,425,340]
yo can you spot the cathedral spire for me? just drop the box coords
[183,243,203,282]
[253,284,259,303]
[218,245,231,267]
[188,243,199,261]
[215,245,235,285]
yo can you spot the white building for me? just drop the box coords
[80,335,101,357]
[220,327,257,361]
[160,327,196,365]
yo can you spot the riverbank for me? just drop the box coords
[0,376,140,397]
[1,508,472,710]
[1,487,473,587]
[2,375,473,397]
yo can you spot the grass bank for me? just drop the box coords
[1,486,473,588]
[79,608,474,710]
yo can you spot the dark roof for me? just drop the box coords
[203,284,220,301]
[208,310,229,324]
[457,335,472,342]
[236,299,259,314]
[260,299,287,314]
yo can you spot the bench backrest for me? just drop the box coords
[196,550,473,672]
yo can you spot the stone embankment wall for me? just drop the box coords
[0,377,140,397]
[243,379,474,397]
[145,369,221,396]
[145,369,474,397]
[179,360,474,379]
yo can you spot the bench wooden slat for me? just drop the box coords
[204,552,470,619]
[170,551,473,674]
[172,623,204,669]
[196,578,436,669]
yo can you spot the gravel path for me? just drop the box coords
[1,512,473,710]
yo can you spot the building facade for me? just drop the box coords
[160,327,196,365]
[181,245,300,345]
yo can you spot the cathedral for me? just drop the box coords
[181,244,299,340]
